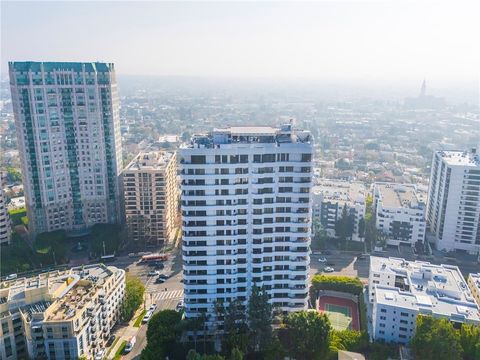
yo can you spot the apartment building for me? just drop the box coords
[0,188,11,245]
[0,264,125,360]
[369,256,480,344]
[426,149,480,254]
[8,62,123,237]
[180,124,313,324]
[312,180,366,241]
[373,183,426,246]
[467,273,480,307]
[123,151,178,246]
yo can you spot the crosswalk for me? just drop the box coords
[152,289,184,301]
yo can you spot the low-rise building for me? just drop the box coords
[312,180,366,241]
[123,151,179,246]
[369,256,480,344]
[373,183,426,246]
[0,264,125,360]
[467,273,480,308]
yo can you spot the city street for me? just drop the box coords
[106,248,184,359]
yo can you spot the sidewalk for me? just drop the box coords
[107,304,149,359]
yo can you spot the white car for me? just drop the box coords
[142,310,153,323]
[124,336,136,353]
[94,349,105,360]
[147,270,160,276]
[149,303,157,312]
[318,257,327,263]
[175,300,184,312]
[323,266,335,273]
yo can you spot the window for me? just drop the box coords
[191,155,206,164]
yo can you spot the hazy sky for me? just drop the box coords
[2,1,479,86]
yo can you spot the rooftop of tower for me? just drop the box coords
[8,61,114,73]
[185,124,312,149]
[437,149,480,167]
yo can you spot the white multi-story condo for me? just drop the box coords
[373,183,426,246]
[426,149,480,254]
[0,188,11,245]
[123,151,179,246]
[467,273,480,307]
[9,62,123,237]
[0,264,125,360]
[180,124,313,323]
[369,256,480,344]
[312,180,366,241]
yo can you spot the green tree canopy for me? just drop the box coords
[141,310,183,360]
[247,285,273,353]
[410,316,463,360]
[311,275,364,296]
[120,275,145,322]
[279,311,332,360]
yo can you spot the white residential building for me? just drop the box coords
[180,124,313,323]
[123,151,179,246]
[0,188,11,245]
[369,256,480,344]
[312,180,366,241]
[373,183,426,246]
[426,149,480,254]
[0,264,125,360]
[9,62,123,237]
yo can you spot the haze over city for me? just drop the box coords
[1,1,480,360]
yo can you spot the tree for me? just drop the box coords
[329,330,368,356]
[335,205,354,250]
[247,285,273,353]
[222,299,249,355]
[312,219,328,250]
[35,230,67,266]
[228,348,243,360]
[410,316,463,360]
[358,218,365,241]
[279,311,331,360]
[6,167,22,183]
[141,310,183,360]
[311,275,364,297]
[120,276,145,322]
[459,323,480,360]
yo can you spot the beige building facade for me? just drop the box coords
[123,151,178,247]
[0,264,125,360]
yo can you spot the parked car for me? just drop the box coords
[142,310,153,323]
[147,270,160,276]
[94,349,105,360]
[155,277,166,284]
[318,257,327,263]
[157,274,169,280]
[106,335,116,347]
[175,300,184,312]
[124,336,136,353]
[323,266,335,273]
[149,303,157,312]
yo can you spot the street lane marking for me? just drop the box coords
[152,289,184,300]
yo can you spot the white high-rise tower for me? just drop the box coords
[180,124,313,324]
[426,149,480,254]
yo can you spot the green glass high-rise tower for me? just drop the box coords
[9,62,123,237]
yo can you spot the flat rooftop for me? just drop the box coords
[0,264,121,322]
[184,124,312,149]
[124,151,174,171]
[371,257,480,322]
[469,273,480,291]
[312,180,366,207]
[437,150,480,167]
[374,183,423,209]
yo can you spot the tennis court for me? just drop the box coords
[324,303,352,330]
[318,295,360,331]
